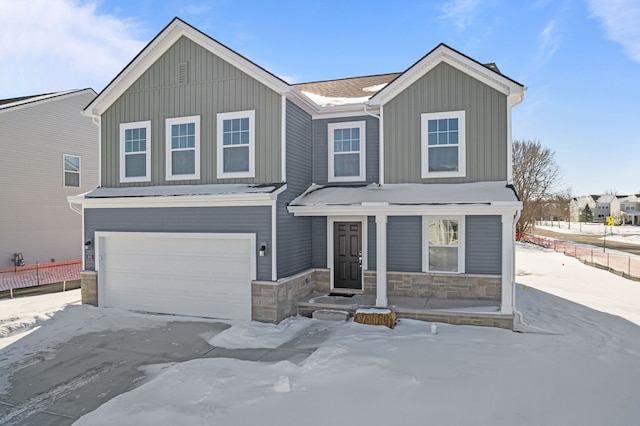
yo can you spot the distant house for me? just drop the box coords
[0,89,98,268]
[68,18,525,328]
[569,196,596,222]
[617,195,640,225]
[592,194,620,223]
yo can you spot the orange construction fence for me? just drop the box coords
[0,259,82,292]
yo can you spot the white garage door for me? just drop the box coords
[97,232,255,320]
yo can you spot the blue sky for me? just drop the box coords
[1,0,638,196]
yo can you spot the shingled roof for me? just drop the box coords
[293,73,401,99]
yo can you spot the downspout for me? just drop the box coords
[363,104,384,184]
[91,116,101,187]
[506,90,526,184]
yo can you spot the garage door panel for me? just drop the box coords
[100,234,253,320]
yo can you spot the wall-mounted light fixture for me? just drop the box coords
[12,253,25,267]
[259,242,268,257]
[84,240,92,250]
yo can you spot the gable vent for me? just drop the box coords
[178,62,188,84]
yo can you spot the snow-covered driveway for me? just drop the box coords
[1,243,639,425]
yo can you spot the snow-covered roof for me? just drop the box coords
[290,181,519,209]
[595,194,616,203]
[84,183,283,198]
[293,73,400,107]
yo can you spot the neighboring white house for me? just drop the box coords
[592,194,620,223]
[569,196,596,222]
[618,195,640,225]
[0,89,98,268]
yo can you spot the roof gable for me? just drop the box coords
[369,43,525,106]
[84,18,291,117]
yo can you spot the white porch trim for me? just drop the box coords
[375,214,388,307]
[500,212,516,314]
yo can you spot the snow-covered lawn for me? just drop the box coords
[1,243,640,425]
[536,222,640,245]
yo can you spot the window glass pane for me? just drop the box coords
[64,171,80,187]
[140,140,146,151]
[334,153,360,177]
[172,125,179,137]
[232,132,240,145]
[438,119,448,131]
[223,132,231,146]
[232,118,240,131]
[352,139,360,151]
[172,136,179,149]
[224,146,249,172]
[240,118,249,131]
[64,155,79,172]
[438,132,448,145]
[428,219,458,245]
[428,120,437,132]
[449,131,458,144]
[187,123,195,135]
[428,133,437,146]
[172,150,195,175]
[223,119,231,132]
[125,153,146,177]
[448,118,458,131]
[334,129,342,141]
[428,146,458,172]
[352,127,360,139]
[140,128,146,139]
[429,247,458,272]
[334,140,342,153]
[125,129,132,140]
[342,140,351,152]
[187,135,195,148]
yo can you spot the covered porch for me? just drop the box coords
[297,291,513,329]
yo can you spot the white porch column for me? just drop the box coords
[376,214,388,307]
[501,213,515,314]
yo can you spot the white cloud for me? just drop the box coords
[0,0,146,98]
[439,0,485,31]
[587,0,640,62]
[538,20,561,63]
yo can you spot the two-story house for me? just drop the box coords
[68,18,525,329]
[617,195,640,225]
[592,194,620,222]
[1,89,98,268]
[569,196,596,222]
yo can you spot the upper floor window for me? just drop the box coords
[421,111,466,178]
[63,154,80,187]
[328,121,366,182]
[166,116,200,181]
[120,121,151,183]
[217,110,255,179]
[423,217,465,273]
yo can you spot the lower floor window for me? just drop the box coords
[425,217,462,272]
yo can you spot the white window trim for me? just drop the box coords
[63,154,80,187]
[217,110,255,179]
[421,111,466,178]
[120,121,151,183]
[422,216,465,274]
[328,121,366,182]
[165,115,200,181]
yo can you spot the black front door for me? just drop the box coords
[333,222,362,290]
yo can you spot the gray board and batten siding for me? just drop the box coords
[384,62,508,184]
[276,100,313,279]
[312,115,380,185]
[100,36,282,187]
[84,206,273,280]
[0,90,98,268]
[310,215,502,275]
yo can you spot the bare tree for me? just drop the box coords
[512,140,562,234]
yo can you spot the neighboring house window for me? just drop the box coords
[328,121,366,182]
[120,121,151,182]
[423,217,464,273]
[217,110,255,179]
[166,116,200,180]
[421,111,466,178]
[63,154,80,187]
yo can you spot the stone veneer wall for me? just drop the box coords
[252,269,319,323]
[80,270,98,306]
[363,271,501,301]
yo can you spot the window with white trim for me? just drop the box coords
[423,217,464,273]
[421,111,465,178]
[120,121,151,183]
[166,116,200,180]
[217,110,255,179]
[328,121,366,182]
[63,154,80,187]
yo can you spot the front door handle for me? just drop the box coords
[358,251,362,268]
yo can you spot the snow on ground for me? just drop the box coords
[536,221,640,245]
[2,244,640,425]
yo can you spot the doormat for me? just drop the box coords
[328,293,355,297]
